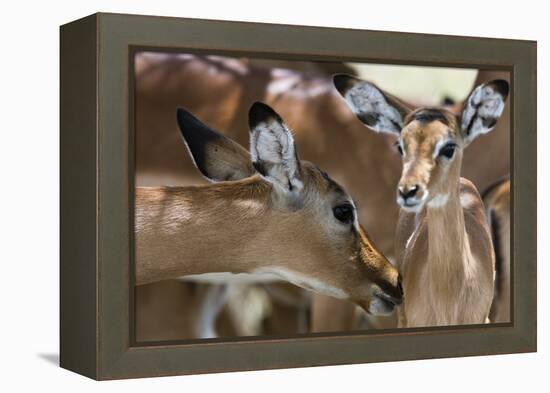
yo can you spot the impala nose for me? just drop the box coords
[379,278,404,306]
[399,185,419,200]
[397,280,404,298]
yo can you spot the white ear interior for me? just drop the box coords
[344,81,403,134]
[461,82,507,144]
[250,119,303,192]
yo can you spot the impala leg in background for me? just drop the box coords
[195,284,229,339]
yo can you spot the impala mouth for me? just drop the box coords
[397,189,429,213]
[377,291,402,306]
[367,293,399,315]
[398,197,425,213]
[364,283,403,316]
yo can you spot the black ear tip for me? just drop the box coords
[489,79,510,99]
[175,107,213,142]
[248,102,281,129]
[249,101,273,113]
[333,73,355,95]
[176,107,194,128]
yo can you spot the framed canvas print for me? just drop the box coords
[60,12,537,380]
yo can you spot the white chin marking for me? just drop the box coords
[398,191,428,213]
[368,297,394,316]
[399,201,423,213]
[427,193,449,209]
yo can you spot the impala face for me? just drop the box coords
[395,109,463,212]
[176,102,403,314]
[257,159,403,314]
[334,74,509,212]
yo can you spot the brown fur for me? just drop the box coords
[135,55,509,261]
[134,55,509,334]
[395,116,495,327]
[483,178,511,323]
[136,162,402,310]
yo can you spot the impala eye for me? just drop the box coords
[439,143,456,159]
[333,203,354,224]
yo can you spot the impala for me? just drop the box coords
[134,54,510,335]
[135,102,403,316]
[483,177,511,323]
[334,74,509,327]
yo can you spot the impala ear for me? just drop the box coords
[248,102,303,194]
[461,79,509,145]
[176,108,255,182]
[333,74,410,134]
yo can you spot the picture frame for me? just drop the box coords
[60,12,537,380]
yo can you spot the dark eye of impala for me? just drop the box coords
[438,143,456,159]
[333,203,354,224]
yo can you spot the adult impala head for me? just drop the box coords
[136,102,402,315]
[334,75,509,212]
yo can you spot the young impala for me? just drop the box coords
[334,75,509,327]
[135,102,403,316]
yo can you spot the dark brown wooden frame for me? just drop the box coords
[60,12,537,380]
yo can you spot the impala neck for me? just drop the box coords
[424,176,469,303]
[135,176,276,285]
